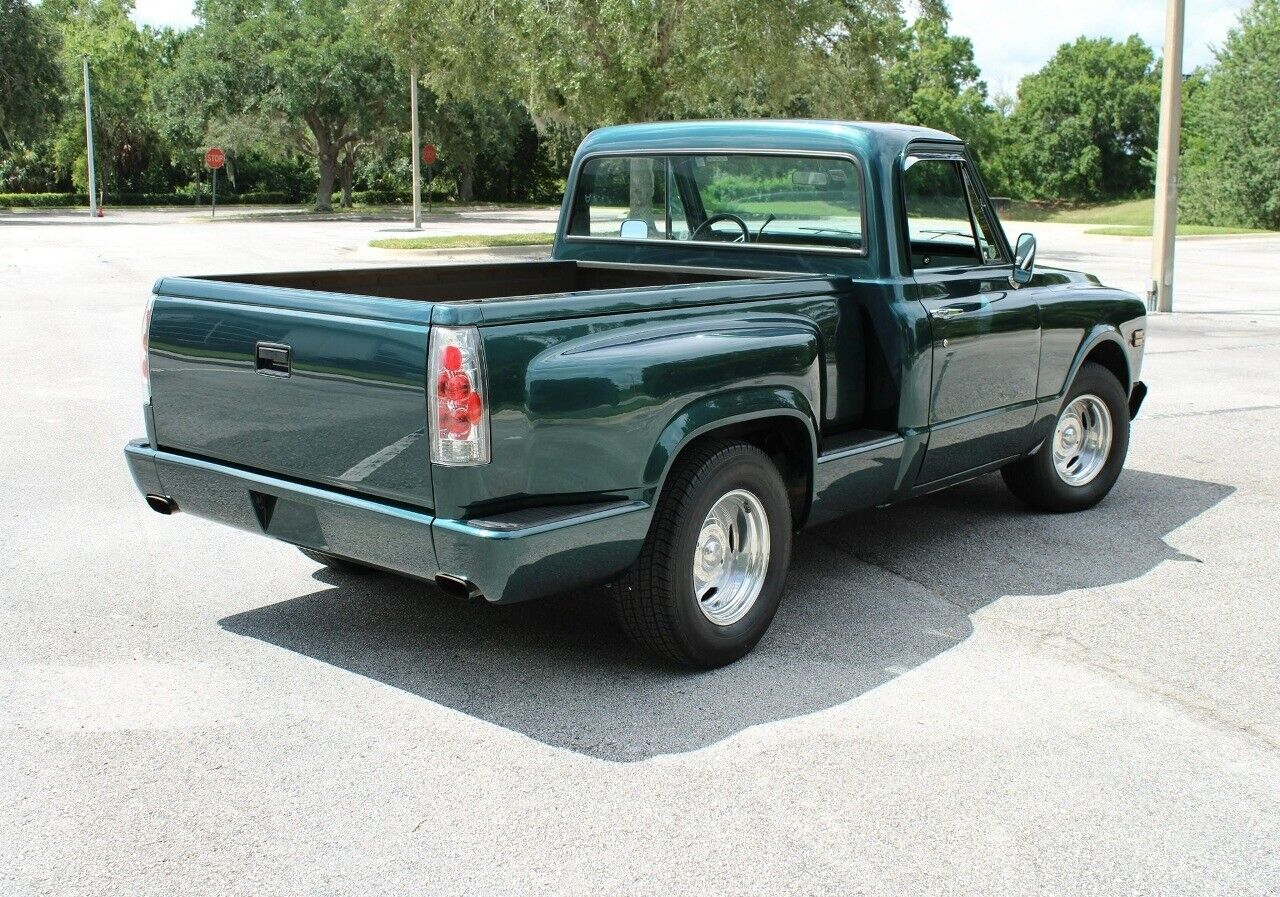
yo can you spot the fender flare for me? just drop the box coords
[644,386,820,513]
[1060,325,1131,399]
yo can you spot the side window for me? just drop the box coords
[902,158,983,270]
[962,165,1004,264]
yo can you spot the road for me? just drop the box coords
[3,206,1279,895]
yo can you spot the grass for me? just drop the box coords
[369,232,554,250]
[1083,224,1271,237]
[724,199,855,218]
[1001,197,1273,235]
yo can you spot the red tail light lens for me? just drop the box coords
[429,326,489,465]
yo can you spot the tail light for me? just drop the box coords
[141,295,154,403]
[429,326,490,465]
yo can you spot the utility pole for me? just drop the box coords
[82,57,98,218]
[1149,0,1185,312]
[410,64,422,229]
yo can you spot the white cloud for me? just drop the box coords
[943,0,1250,96]
[129,0,196,30]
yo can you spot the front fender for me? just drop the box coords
[1029,324,1138,449]
[1062,325,1132,397]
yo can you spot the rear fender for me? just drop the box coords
[645,387,819,514]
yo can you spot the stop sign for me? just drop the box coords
[421,144,437,166]
[204,147,225,169]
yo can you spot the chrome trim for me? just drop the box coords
[693,488,771,626]
[816,434,904,463]
[1052,394,1113,486]
[561,148,870,259]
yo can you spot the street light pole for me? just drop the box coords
[410,64,422,230]
[82,57,98,218]
[1149,0,1186,312]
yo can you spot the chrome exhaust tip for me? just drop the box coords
[145,494,178,515]
[434,573,482,600]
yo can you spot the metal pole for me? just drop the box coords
[410,65,422,229]
[82,57,98,218]
[212,166,217,219]
[1149,0,1185,313]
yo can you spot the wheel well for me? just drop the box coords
[673,417,812,525]
[1084,339,1130,392]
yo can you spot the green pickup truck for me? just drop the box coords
[126,120,1147,668]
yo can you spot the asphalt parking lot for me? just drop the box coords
[3,206,1279,895]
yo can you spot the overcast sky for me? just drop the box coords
[130,0,1251,95]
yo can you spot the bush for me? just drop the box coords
[0,192,80,207]
[0,191,294,208]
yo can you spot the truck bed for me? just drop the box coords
[203,259,755,303]
[146,259,801,514]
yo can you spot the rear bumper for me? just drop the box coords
[124,441,649,603]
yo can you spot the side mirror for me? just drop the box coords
[1011,232,1036,286]
[618,218,650,240]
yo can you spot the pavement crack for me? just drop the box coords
[1141,403,1280,421]
[990,616,1280,756]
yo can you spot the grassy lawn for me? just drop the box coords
[369,232,554,250]
[1000,197,1154,224]
[1083,224,1272,237]
[1002,197,1273,235]
[724,199,854,218]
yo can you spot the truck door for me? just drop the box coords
[903,152,1042,484]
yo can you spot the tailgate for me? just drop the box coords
[147,283,435,509]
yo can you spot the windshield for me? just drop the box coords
[568,153,865,253]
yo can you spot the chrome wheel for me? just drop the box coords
[692,488,771,626]
[1052,394,1113,486]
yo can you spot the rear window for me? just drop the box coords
[568,153,865,253]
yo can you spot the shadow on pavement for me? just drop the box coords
[219,469,1231,761]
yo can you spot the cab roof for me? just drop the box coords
[576,119,964,158]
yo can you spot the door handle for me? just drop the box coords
[255,342,291,378]
[932,300,986,319]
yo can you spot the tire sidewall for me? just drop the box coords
[668,448,792,666]
[1037,364,1130,509]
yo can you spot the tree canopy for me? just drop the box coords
[165,0,401,209]
[1,0,1274,225]
[1181,0,1280,229]
[0,0,64,150]
[1007,35,1160,202]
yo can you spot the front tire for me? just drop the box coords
[1002,361,1130,512]
[613,440,793,668]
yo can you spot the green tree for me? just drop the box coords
[768,0,906,122]
[883,2,1012,190]
[166,0,400,210]
[1181,0,1280,229]
[41,0,168,194]
[889,4,988,135]
[1007,35,1160,201]
[420,93,528,203]
[365,0,853,130]
[0,0,64,150]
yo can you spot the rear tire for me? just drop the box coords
[613,440,793,669]
[298,547,371,574]
[1002,361,1130,512]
